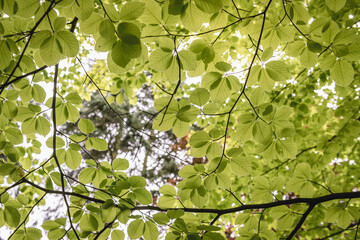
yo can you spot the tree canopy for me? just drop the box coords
[1,0,360,239]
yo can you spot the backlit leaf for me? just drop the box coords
[119,2,146,20]
[78,118,95,135]
[330,59,354,87]
[128,219,145,239]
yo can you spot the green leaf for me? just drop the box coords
[78,167,96,184]
[186,175,202,188]
[65,92,82,105]
[78,118,95,135]
[111,41,132,68]
[143,221,159,240]
[112,158,129,170]
[122,39,142,59]
[294,163,312,180]
[4,128,23,145]
[278,213,295,231]
[72,0,94,20]
[277,139,297,158]
[209,77,231,102]
[201,45,215,63]
[128,219,145,239]
[178,50,197,71]
[330,59,354,87]
[300,47,317,68]
[141,0,162,24]
[325,0,346,12]
[149,49,173,71]
[0,163,16,176]
[30,30,52,49]
[66,103,79,123]
[206,142,222,160]
[152,114,176,131]
[19,86,33,103]
[172,119,190,138]
[177,105,200,122]
[204,174,217,190]
[53,17,66,31]
[14,107,34,122]
[160,185,177,196]
[102,3,119,21]
[46,137,65,149]
[111,230,125,240]
[168,0,184,15]
[25,228,42,240]
[307,40,322,53]
[249,88,265,106]
[286,41,305,57]
[333,44,349,57]
[190,187,209,207]
[179,165,198,178]
[50,172,67,187]
[190,39,207,53]
[261,47,273,62]
[266,61,290,81]
[4,206,20,227]
[65,149,82,170]
[22,117,36,134]
[79,213,98,232]
[129,176,147,188]
[258,68,275,91]
[252,120,272,145]
[181,3,208,32]
[35,116,51,136]
[117,209,130,224]
[203,232,224,240]
[197,225,221,231]
[230,156,252,177]
[42,220,62,230]
[80,13,103,34]
[201,71,222,89]
[167,209,185,219]
[189,131,211,148]
[6,90,19,101]
[4,146,20,162]
[16,0,40,18]
[102,205,118,223]
[195,0,223,13]
[96,40,114,57]
[99,19,115,40]
[190,88,210,106]
[48,229,66,240]
[91,138,108,151]
[119,2,146,20]
[2,101,18,119]
[153,213,170,225]
[115,22,142,59]
[215,61,232,72]
[117,22,141,39]
[325,204,342,223]
[55,31,79,57]
[32,84,46,103]
[0,40,11,69]
[338,209,352,229]
[322,20,340,44]
[40,36,62,66]
[158,195,176,209]
[134,188,153,205]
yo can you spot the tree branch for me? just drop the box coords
[52,63,80,240]
[286,204,315,240]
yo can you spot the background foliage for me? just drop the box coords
[1,0,360,239]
